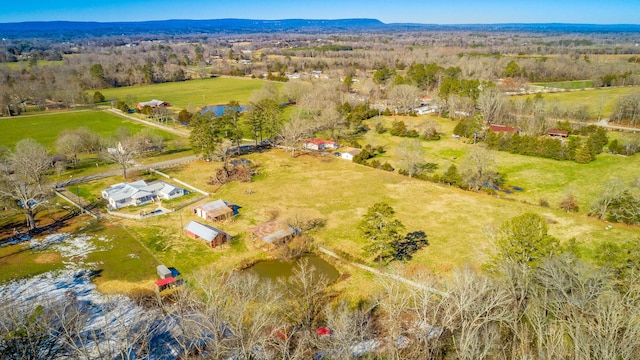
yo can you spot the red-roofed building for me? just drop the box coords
[489,125,519,134]
[303,138,339,151]
[155,277,176,291]
[548,129,569,138]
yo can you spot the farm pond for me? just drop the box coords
[244,254,340,283]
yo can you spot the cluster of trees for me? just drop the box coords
[611,92,640,126]
[359,202,429,266]
[590,178,640,225]
[484,127,608,163]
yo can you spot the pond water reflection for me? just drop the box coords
[200,105,247,116]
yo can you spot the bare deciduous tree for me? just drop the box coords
[396,139,426,178]
[478,87,508,125]
[460,145,499,192]
[0,139,51,229]
[389,84,420,114]
[280,112,313,158]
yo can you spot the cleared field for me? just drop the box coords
[96,77,279,110]
[0,110,180,149]
[150,149,639,275]
[533,80,593,89]
[518,86,640,118]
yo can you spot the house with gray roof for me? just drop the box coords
[184,220,232,248]
[193,199,240,222]
[102,180,184,209]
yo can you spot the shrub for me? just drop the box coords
[559,193,580,212]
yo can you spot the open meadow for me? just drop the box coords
[365,115,640,209]
[96,76,280,110]
[140,149,639,276]
[519,86,640,118]
[0,109,181,149]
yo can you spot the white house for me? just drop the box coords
[414,105,438,115]
[135,99,170,110]
[102,180,184,209]
[302,138,339,151]
[341,148,362,161]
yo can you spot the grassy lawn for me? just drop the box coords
[0,110,181,149]
[0,243,65,284]
[518,86,640,118]
[95,77,280,110]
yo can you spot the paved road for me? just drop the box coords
[105,108,190,137]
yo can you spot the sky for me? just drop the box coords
[1,0,639,25]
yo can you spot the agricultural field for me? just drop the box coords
[519,86,640,118]
[0,110,181,149]
[95,76,280,110]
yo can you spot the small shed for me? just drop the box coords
[341,148,362,161]
[248,220,298,250]
[185,220,232,248]
[548,129,569,138]
[157,264,172,279]
[155,277,176,292]
[194,199,241,222]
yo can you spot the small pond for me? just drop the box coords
[200,105,248,116]
[245,254,340,283]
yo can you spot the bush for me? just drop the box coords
[560,193,580,212]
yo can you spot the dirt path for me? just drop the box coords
[318,247,448,297]
[105,108,190,137]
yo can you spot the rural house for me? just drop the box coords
[341,148,362,161]
[135,99,170,110]
[489,125,519,134]
[193,199,240,222]
[303,138,339,151]
[102,180,184,209]
[248,220,299,250]
[184,220,232,248]
[548,129,569,138]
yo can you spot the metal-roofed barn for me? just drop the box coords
[184,220,232,248]
[248,220,298,250]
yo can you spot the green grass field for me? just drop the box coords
[371,115,640,210]
[0,110,180,149]
[144,148,639,275]
[519,86,640,118]
[533,80,593,89]
[96,77,280,110]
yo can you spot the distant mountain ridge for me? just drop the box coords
[1,18,639,39]
[0,18,386,38]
